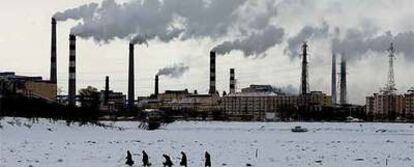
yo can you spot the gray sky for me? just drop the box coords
[1,0,413,104]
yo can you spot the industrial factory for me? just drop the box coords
[1,17,413,122]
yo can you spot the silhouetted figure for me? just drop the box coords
[125,150,134,166]
[205,151,211,167]
[179,152,187,167]
[142,150,150,166]
[162,154,173,167]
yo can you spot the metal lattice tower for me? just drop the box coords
[300,41,309,95]
[384,43,397,95]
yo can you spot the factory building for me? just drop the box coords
[0,72,57,101]
[153,89,220,112]
[222,85,331,120]
[99,90,126,112]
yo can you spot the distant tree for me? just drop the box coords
[78,86,101,110]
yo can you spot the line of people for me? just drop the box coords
[126,150,211,167]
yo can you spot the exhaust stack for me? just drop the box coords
[208,51,216,95]
[128,43,135,111]
[229,68,235,94]
[331,53,337,104]
[154,75,159,96]
[339,53,347,105]
[50,18,57,83]
[104,76,109,105]
[68,35,76,106]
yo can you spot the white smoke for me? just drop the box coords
[54,0,286,56]
[285,22,330,58]
[212,25,284,57]
[332,30,414,61]
[54,0,247,43]
[157,63,189,78]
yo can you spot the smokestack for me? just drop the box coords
[154,75,159,96]
[104,76,109,105]
[68,34,76,106]
[229,68,235,94]
[339,53,347,105]
[128,43,135,111]
[50,18,57,83]
[300,42,309,95]
[331,53,337,104]
[209,51,216,95]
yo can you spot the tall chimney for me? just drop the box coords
[331,53,337,104]
[229,68,235,94]
[104,76,109,105]
[300,42,309,95]
[208,51,216,95]
[339,53,347,105]
[50,18,57,83]
[154,75,159,96]
[68,35,76,106]
[128,43,135,111]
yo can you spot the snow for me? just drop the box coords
[1,117,414,167]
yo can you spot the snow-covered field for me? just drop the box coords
[1,117,414,167]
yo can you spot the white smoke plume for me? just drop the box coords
[53,0,286,56]
[157,63,189,78]
[285,22,330,57]
[212,25,284,57]
[54,0,247,43]
[272,84,298,95]
[332,30,414,61]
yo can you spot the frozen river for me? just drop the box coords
[1,117,414,167]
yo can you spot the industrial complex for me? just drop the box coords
[1,17,413,122]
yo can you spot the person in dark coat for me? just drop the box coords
[125,150,134,166]
[179,151,187,167]
[162,154,173,167]
[205,151,211,167]
[142,150,150,166]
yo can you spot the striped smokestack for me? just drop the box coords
[104,76,109,105]
[68,34,76,106]
[155,75,159,96]
[50,18,57,83]
[229,68,235,94]
[128,43,135,111]
[208,51,216,95]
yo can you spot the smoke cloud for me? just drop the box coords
[272,84,298,95]
[212,25,284,57]
[157,63,189,78]
[54,0,285,56]
[284,22,330,58]
[332,30,414,61]
[54,0,248,43]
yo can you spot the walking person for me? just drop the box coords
[125,150,134,166]
[162,154,174,167]
[205,151,211,167]
[179,151,187,167]
[142,150,150,166]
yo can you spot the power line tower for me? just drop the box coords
[300,41,309,95]
[382,43,397,95]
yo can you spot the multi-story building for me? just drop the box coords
[404,89,414,119]
[366,93,405,120]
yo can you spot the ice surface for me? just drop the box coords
[1,117,414,167]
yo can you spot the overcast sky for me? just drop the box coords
[1,0,413,104]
